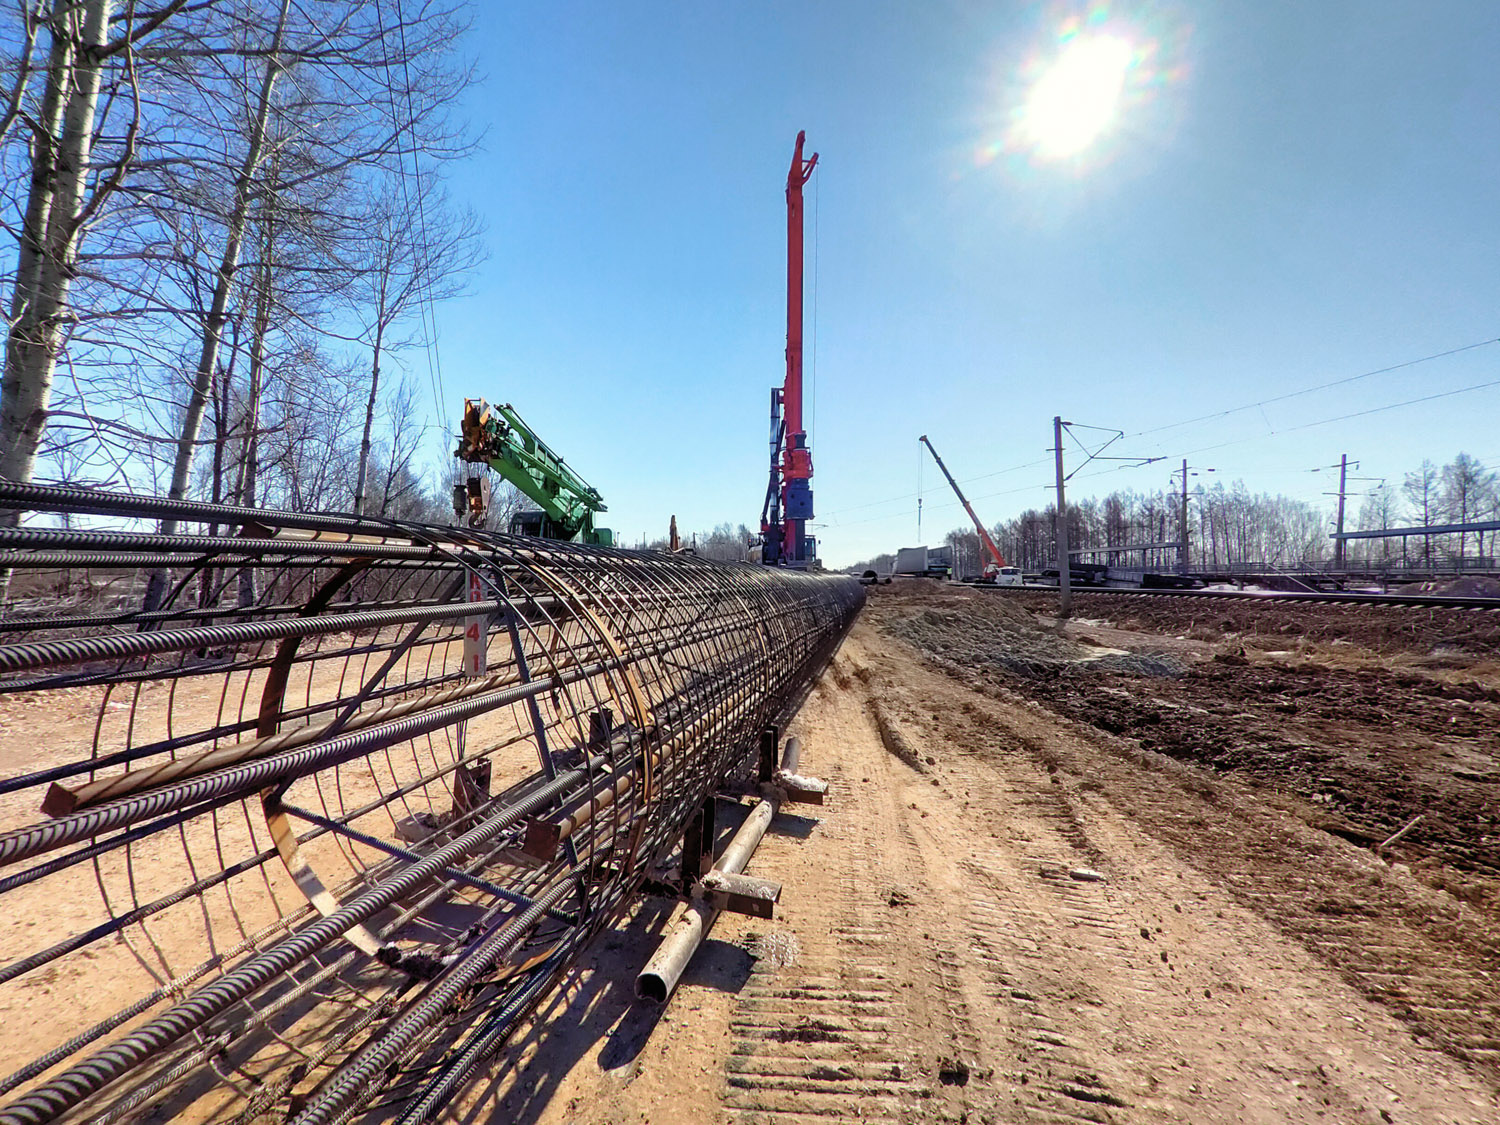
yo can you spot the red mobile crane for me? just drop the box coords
[920,435,1015,582]
[760,131,819,567]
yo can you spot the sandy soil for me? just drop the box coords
[455,586,1499,1124]
[5,582,1496,1122]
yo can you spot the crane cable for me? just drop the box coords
[810,164,819,455]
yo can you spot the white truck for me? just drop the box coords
[893,545,952,579]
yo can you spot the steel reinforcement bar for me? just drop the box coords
[0,481,863,1124]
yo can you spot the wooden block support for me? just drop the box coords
[702,870,782,919]
[758,725,779,783]
[774,769,828,805]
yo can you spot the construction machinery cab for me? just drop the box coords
[509,509,559,539]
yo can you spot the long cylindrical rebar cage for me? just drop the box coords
[0,482,863,1124]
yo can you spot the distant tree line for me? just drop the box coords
[848,452,1499,577]
[633,521,756,564]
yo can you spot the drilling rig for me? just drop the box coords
[760,131,819,568]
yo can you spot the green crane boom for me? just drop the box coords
[455,399,613,546]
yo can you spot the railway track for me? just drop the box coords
[964,582,1500,611]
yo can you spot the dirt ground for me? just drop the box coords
[458,583,1500,1124]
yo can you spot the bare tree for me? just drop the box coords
[1440,453,1494,569]
[1355,483,1398,567]
[157,0,293,541]
[1403,460,1439,565]
[1,0,121,502]
[351,186,482,515]
[148,0,474,532]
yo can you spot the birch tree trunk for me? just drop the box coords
[0,0,112,498]
[0,0,114,610]
[7,24,73,328]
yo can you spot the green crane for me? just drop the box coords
[455,399,613,546]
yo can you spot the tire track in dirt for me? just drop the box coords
[883,622,1500,1080]
[844,624,1500,1123]
[826,644,1145,1124]
[721,772,923,1123]
[1211,862,1500,1070]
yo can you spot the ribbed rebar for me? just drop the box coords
[0,481,862,1124]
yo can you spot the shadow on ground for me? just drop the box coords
[454,800,764,1124]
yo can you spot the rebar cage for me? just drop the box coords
[0,482,863,1124]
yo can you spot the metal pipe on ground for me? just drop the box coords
[636,735,806,1004]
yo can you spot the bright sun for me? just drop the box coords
[1015,35,1135,161]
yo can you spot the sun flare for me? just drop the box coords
[1015,34,1135,160]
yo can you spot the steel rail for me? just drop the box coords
[973,583,1500,611]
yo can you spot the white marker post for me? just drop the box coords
[458,571,490,763]
[463,570,488,678]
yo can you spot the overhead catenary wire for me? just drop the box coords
[1066,374,1500,490]
[1131,336,1500,441]
[814,454,1052,523]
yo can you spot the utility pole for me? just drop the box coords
[1053,416,1071,618]
[1334,453,1348,570]
[1178,458,1190,575]
[1320,455,1375,572]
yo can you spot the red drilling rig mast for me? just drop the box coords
[761,130,819,567]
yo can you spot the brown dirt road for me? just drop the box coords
[465,589,1500,1125]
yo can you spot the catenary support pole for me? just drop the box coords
[1179,458,1190,575]
[1335,453,1348,571]
[1054,416,1072,619]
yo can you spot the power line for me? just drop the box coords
[819,336,1499,541]
[815,479,1051,530]
[1062,374,1500,489]
[1132,336,1499,440]
[903,374,1500,529]
[845,334,1497,514]
[816,453,1052,521]
[373,0,447,436]
[1165,374,1500,462]
[823,366,1500,537]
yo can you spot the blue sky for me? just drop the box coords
[423,1,1500,566]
